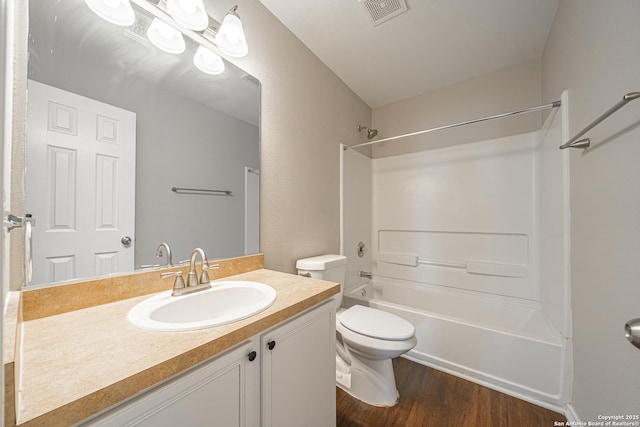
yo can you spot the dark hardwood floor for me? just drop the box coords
[336,357,566,427]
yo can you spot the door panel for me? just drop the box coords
[26,80,136,285]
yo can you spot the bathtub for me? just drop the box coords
[343,277,569,409]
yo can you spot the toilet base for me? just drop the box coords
[336,354,400,407]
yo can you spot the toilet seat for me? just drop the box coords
[339,305,415,341]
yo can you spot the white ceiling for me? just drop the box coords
[257,0,560,108]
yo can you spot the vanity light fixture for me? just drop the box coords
[193,45,225,75]
[86,0,250,70]
[167,0,208,31]
[84,0,136,26]
[147,18,186,54]
[214,6,248,58]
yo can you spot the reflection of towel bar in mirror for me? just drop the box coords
[171,187,232,196]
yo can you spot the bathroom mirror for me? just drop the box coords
[25,0,260,286]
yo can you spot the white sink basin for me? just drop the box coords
[127,281,276,332]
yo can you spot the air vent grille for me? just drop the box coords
[358,0,408,26]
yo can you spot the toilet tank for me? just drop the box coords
[296,255,347,306]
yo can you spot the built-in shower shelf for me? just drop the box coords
[379,252,528,278]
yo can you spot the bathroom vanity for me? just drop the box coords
[6,255,339,427]
[85,300,334,427]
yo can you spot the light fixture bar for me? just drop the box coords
[129,0,225,56]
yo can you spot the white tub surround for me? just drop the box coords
[341,92,572,411]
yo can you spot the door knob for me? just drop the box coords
[121,236,132,246]
[625,318,640,349]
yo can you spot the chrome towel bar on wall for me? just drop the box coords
[171,187,232,196]
[560,91,640,149]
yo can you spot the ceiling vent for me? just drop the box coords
[358,0,408,26]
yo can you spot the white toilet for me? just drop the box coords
[296,254,417,407]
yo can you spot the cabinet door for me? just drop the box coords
[84,341,260,427]
[262,301,336,427]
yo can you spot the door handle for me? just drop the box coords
[24,215,34,284]
[121,236,132,247]
[625,318,640,350]
[4,214,35,284]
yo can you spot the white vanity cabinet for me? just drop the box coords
[83,340,261,427]
[261,300,336,427]
[80,301,335,427]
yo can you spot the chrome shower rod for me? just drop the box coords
[344,101,561,150]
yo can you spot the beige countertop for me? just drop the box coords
[16,269,339,426]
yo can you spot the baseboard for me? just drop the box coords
[564,404,581,423]
[402,353,568,415]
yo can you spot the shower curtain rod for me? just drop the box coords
[343,101,561,150]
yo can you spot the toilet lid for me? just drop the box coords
[339,305,415,341]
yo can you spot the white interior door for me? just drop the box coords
[26,80,136,286]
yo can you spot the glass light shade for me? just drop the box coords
[147,18,186,54]
[167,0,208,31]
[84,0,135,26]
[193,46,225,75]
[214,13,248,58]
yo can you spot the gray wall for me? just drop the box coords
[372,59,542,157]
[134,88,259,265]
[542,0,640,420]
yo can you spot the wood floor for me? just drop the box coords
[336,358,566,427]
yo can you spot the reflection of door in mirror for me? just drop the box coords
[26,80,136,286]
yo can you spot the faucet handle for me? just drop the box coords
[161,271,186,295]
[140,264,160,269]
[200,262,219,284]
[199,270,210,285]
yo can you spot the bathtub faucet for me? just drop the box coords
[359,271,373,279]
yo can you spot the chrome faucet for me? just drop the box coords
[188,248,210,287]
[162,248,216,297]
[155,242,173,267]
